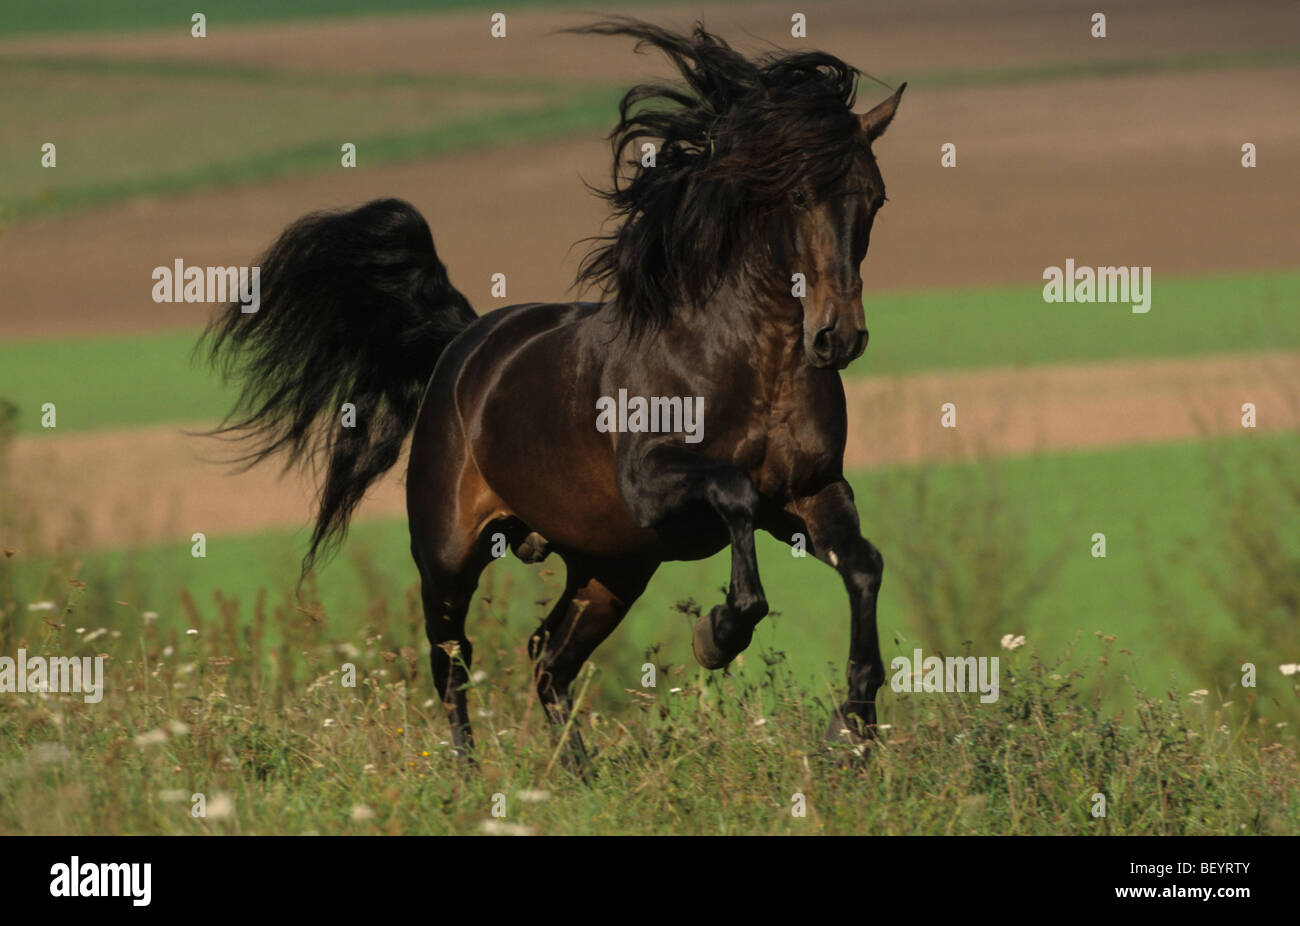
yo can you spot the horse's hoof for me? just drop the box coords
[559,748,594,783]
[824,720,869,746]
[691,606,749,670]
[823,708,876,758]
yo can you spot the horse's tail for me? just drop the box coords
[201,197,475,576]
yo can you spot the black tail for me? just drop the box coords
[201,198,475,576]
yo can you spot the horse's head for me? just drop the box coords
[573,21,905,357]
[793,84,904,370]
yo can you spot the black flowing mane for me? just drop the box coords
[570,19,866,335]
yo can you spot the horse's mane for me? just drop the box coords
[571,19,864,336]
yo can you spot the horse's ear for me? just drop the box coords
[858,82,906,143]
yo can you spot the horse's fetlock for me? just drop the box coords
[732,591,768,623]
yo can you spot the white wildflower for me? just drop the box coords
[134,729,168,748]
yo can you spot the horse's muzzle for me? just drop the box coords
[807,325,869,369]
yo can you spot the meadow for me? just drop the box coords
[3,415,1298,833]
[3,435,1298,834]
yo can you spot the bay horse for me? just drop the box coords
[204,20,905,766]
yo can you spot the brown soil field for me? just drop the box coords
[6,351,1296,550]
[2,0,1293,83]
[0,2,1296,338]
[1,63,1296,339]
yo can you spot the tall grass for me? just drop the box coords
[2,412,1297,833]
[1143,432,1300,732]
[873,460,1071,652]
[1,537,1297,835]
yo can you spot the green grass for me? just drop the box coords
[862,268,1300,377]
[3,268,1297,436]
[3,433,1297,834]
[0,330,237,434]
[1,614,1294,834]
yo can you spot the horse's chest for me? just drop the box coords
[735,391,844,498]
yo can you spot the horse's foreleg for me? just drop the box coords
[619,446,767,669]
[787,481,885,745]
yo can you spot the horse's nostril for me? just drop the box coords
[813,324,836,356]
[855,329,869,355]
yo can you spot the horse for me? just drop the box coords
[203,19,905,768]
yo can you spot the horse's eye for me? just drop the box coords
[791,190,808,208]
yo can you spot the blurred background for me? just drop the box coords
[1,0,1297,732]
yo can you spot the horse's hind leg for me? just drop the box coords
[529,554,657,774]
[414,548,490,756]
[408,461,499,757]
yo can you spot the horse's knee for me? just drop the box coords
[864,540,883,576]
[837,537,883,596]
[843,534,882,574]
[532,660,555,698]
[861,542,884,591]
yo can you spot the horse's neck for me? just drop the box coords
[599,279,812,386]
[643,283,813,409]
[712,279,806,371]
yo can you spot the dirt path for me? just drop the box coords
[6,351,1296,551]
[842,350,1299,466]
